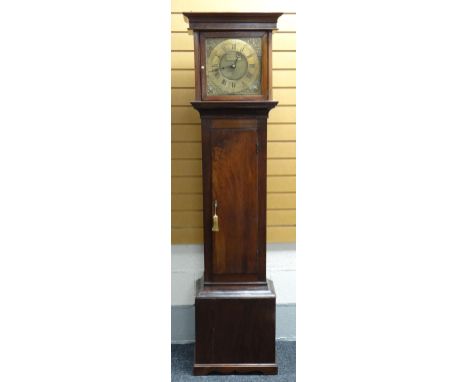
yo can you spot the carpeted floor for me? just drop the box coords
[171,341,295,381]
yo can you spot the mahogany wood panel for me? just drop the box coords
[195,298,275,362]
[211,127,258,275]
[194,278,277,375]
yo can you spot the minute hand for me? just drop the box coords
[232,54,241,68]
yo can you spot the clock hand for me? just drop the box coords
[220,62,236,70]
[231,54,241,69]
[220,55,242,70]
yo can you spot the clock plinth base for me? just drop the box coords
[193,363,278,376]
[193,278,277,376]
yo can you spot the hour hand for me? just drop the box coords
[221,63,235,69]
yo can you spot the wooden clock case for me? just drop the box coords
[183,12,282,376]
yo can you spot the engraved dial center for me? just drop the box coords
[219,52,248,80]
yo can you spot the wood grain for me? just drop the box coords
[211,128,258,275]
[171,123,296,142]
[171,141,295,159]
[172,175,296,193]
[194,279,277,374]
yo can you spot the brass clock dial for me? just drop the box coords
[205,38,262,96]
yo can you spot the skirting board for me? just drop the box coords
[172,303,296,343]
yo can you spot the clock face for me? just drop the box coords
[205,37,262,96]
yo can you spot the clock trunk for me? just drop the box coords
[200,115,268,284]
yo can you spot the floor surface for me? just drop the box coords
[171,341,295,381]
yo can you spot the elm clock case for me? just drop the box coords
[182,12,282,376]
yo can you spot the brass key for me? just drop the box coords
[212,200,219,232]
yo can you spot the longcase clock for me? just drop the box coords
[183,12,282,376]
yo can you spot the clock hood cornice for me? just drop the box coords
[183,12,282,31]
